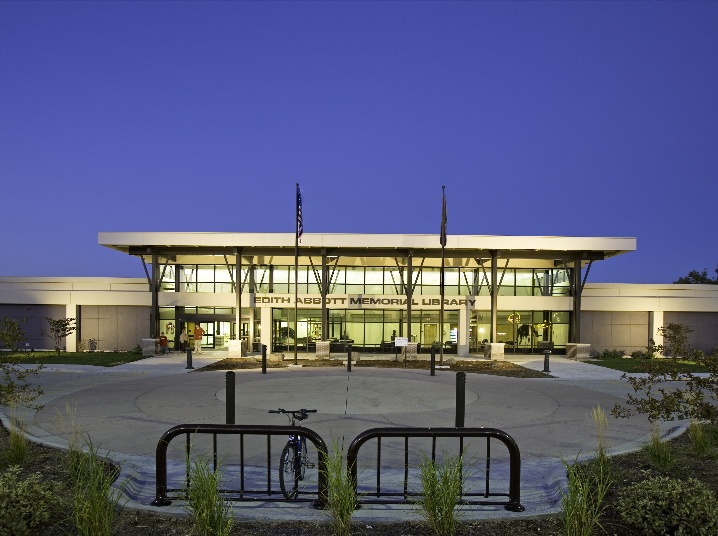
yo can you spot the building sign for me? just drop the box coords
[252,295,477,308]
[394,337,408,347]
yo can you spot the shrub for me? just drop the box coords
[185,456,233,536]
[55,403,83,474]
[561,458,612,536]
[3,422,28,467]
[73,440,125,536]
[592,406,610,471]
[618,476,718,535]
[631,350,649,359]
[689,421,715,456]
[599,349,625,359]
[417,452,465,536]
[644,424,673,470]
[322,438,356,536]
[0,465,54,535]
[1,408,28,468]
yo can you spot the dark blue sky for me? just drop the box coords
[2,2,717,283]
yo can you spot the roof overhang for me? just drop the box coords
[99,232,635,268]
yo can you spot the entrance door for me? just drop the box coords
[200,322,214,348]
[424,324,438,346]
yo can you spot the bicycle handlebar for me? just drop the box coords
[268,408,317,420]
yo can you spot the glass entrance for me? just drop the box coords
[423,323,438,346]
[187,320,235,349]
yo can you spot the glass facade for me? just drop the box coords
[160,264,572,297]
[271,308,460,353]
[158,262,574,354]
[469,310,570,352]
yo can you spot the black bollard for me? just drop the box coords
[262,344,267,374]
[543,350,551,373]
[185,347,194,370]
[226,371,235,424]
[347,344,352,372]
[455,371,466,428]
[430,347,436,376]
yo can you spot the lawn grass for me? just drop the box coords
[0,351,147,367]
[589,357,709,373]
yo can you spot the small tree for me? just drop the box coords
[44,317,76,355]
[613,353,718,423]
[656,322,693,360]
[0,317,26,352]
[0,317,43,410]
[612,324,718,423]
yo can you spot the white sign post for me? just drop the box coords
[394,337,408,364]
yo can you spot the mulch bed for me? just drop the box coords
[195,357,551,378]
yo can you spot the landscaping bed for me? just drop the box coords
[3,421,718,535]
[196,357,552,378]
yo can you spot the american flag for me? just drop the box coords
[296,183,303,242]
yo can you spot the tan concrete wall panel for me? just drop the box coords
[583,310,649,354]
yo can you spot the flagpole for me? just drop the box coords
[294,183,300,365]
[440,185,446,366]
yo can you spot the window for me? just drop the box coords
[365,267,383,294]
[346,267,364,294]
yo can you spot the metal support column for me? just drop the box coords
[235,249,242,353]
[490,251,499,343]
[406,252,413,343]
[572,256,583,343]
[247,256,256,351]
[321,249,328,341]
[151,250,159,339]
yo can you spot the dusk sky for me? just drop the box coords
[2,2,717,283]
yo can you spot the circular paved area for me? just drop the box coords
[30,364,656,461]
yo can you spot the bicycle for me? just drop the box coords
[269,408,317,499]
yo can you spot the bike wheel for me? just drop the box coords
[279,442,299,499]
[299,439,308,481]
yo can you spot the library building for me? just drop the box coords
[2,232,718,358]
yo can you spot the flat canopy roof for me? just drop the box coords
[99,232,636,268]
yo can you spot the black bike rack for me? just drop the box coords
[347,427,525,512]
[152,424,524,513]
[152,423,328,507]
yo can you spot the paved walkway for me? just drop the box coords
[1,351,683,523]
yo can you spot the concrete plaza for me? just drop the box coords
[2,352,677,523]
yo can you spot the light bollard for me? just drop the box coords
[185,347,194,370]
[430,347,436,376]
[226,371,235,424]
[347,344,352,372]
[543,350,551,373]
[455,371,466,428]
[262,344,267,374]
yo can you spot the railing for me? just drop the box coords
[346,427,525,512]
[152,424,328,507]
